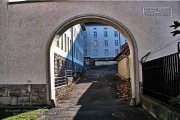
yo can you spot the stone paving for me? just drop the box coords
[38,65,155,120]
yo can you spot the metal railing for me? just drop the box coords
[142,52,180,105]
[55,70,74,87]
[65,70,73,77]
[55,76,66,87]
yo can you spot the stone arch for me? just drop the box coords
[46,14,139,105]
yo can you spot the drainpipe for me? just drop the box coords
[71,27,74,71]
[119,32,121,51]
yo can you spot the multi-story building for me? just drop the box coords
[52,24,85,78]
[83,22,126,66]
[48,24,86,104]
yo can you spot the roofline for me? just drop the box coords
[113,46,129,61]
[80,23,86,31]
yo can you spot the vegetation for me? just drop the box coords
[170,21,180,36]
[169,95,180,111]
[2,108,45,120]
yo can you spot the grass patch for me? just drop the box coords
[1,108,45,120]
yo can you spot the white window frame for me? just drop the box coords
[105,49,109,56]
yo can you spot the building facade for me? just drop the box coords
[114,45,130,81]
[84,23,126,66]
[53,24,85,77]
[50,24,85,104]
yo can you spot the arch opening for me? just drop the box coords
[46,14,139,106]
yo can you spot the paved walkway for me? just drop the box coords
[39,65,155,120]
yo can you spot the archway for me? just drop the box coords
[46,14,139,106]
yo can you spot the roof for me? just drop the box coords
[84,22,107,26]
[113,45,129,61]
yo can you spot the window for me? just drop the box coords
[65,62,67,69]
[94,28,97,30]
[64,34,67,52]
[70,40,72,55]
[114,31,118,37]
[105,40,108,47]
[94,40,98,47]
[74,44,76,57]
[84,50,87,56]
[94,50,98,56]
[94,31,97,38]
[104,31,108,37]
[84,41,87,47]
[77,34,80,44]
[74,28,76,37]
[115,40,119,46]
[67,37,69,52]
[104,27,107,30]
[57,40,59,48]
[61,36,63,50]
[76,47,78,59]
[57,59,60,72]
[62,60,64,69]
[115,49,119,55]
[84,32,87,38]
[105,49,109,56]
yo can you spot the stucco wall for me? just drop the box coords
[118,57,129,79]
[0,1,179,85]
[0,1,8,84]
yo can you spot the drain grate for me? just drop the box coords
[112,112,134,119]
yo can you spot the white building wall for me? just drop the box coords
[84,25,126,59]
[50,24,85,101]
[54,24,84,66]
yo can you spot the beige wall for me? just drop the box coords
[118,57,130,79]
[0,1,8,84]
[3,1,176,83]
[0,1,179,104]
[2,1,178,84]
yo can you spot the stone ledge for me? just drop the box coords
[0,84,47,106]
[141,95,180,120]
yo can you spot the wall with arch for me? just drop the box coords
[0,1,179,104]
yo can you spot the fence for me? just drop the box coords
[55,76,66,87]
[55,70,74,87]
[65,70,73,77]
[142,52,180,105]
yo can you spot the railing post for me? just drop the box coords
[178,51,180,94]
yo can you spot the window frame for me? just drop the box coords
[61,36,63,50]
[105,40,108,47]
[94,31,97,38]
[57,40,59,48]
[104,31,108,37]
[94,50,98,56]
[115,49,119,55]
[114,31,118,37]
[115,40,119,46]
[94,40,98,47]
[104,49,109,56]
[84,50,87,56]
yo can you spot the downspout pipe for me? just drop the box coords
[71,27,74,71]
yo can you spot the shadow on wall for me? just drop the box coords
[53,24,86,105]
